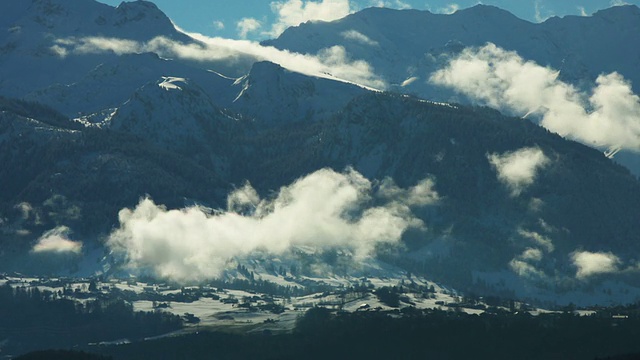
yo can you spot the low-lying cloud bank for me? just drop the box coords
[107,168,437,283]
[52,33,385,90]
[431,43,640,152]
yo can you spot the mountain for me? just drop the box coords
[1,0,640,305]
[229,61,367,126]
[23,52,237,117]
[263,4,640,176]
[0,0,192,97]
[0,98,229,273]
[264,4,640,97]
[232,92,640,301]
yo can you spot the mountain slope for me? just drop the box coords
[263,4,640,176]
[0,0,639,304]
[24,52,237,117]
[238,93,640,287]
[3,89,640,302]
[0,98,229,272]
[230,61,367,126]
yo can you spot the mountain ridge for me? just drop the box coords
[265,4,640,94]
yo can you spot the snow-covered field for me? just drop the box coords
[0,271,606,340]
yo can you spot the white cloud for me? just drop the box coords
[212,20,225,30]
[521,248,543,262]
[577,6,588,17]
[107,168,437,283]
[268,0,352,37]
[56,37,140,55]
[510,246,545,279]
[32,226,83,254]
[610,0,630,6]
[53,34,386,89]
[401,76,419,87]
[15,202,33,220]
[49,45,68,58]
[571,251,621,279]
[430,43,640,152]
[369,0,411,9]
[509,232,550,279]
[341,30,379,46]
[488,147,550,196]
[510,258,545,278]
[528,198,544,212]
[518,229,555,253]
[439,3,459,14]
[377,177,439,206]
[226,182,260,213]
[236,18,262,39]
[534,0,553,22]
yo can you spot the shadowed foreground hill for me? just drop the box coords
[96,307,640,360]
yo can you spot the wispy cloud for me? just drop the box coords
[534,0,554,22]
[430,43,640,152]
[521,248,544,261]
[377,177,440,206]
[15,202,33,220]
[369,0,412,9]
[401,76,419,87]
[610,0,630,6]
[236,18,262,39]
[577,6,588,17]
[107,168,437,283]
[509,229,553,279]
[268,0,353,37]
[55,37,140,55]
[488,147,550,196]
[518,229,555,253]
[439,3,460,15]
[212,20,225,31]
[340,30,379,46]
[52,33,386,89]
[32,226,83,254]
[510,257,545,279]
[571,251,621,279]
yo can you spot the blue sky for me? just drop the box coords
[98,0,640,40]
